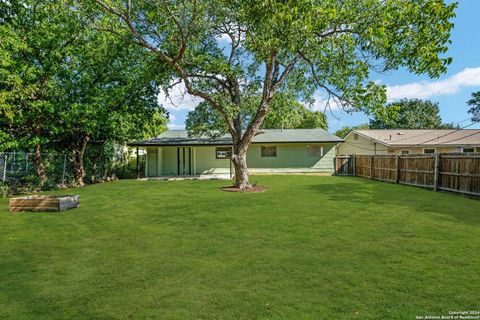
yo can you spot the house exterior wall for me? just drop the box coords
[386,146,462,154]
[162,146,181,175]
[145,142,337,177]
[336,133,388,155]
[146,148,158,176]
[247,143,336,173]
[336,133,480,155]
[194,146,231,174]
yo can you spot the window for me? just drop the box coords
[462,147,475,153]
[215,147,232,159]
[401,150,410,155]
[353,133,359,140]
[424,148,435,154]
[307,145,323,157]
[261,145,277,157]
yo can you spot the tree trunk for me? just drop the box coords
[71,136,90,186]
[33,144,47,187]
[231,144,251,189]
[32,119,47,187]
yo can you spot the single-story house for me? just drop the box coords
[336,129,480,155]
[129,129,343,177]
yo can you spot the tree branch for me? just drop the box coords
[239,51,276,149]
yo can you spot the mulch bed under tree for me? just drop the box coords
[221,184,268,193]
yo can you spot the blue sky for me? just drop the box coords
[162,0,480,132]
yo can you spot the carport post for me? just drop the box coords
[136,147,140,179]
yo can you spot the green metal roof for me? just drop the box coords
[129,129,343,147]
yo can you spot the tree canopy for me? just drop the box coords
[369,99,456,129]
[0,0,168,185]
[467,91,480,122]
[185,94,327,138]
[333,124,370,139]
[92,0,456,189]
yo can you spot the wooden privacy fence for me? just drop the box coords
[335,154,480,197]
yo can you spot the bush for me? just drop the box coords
[0,182,11,198]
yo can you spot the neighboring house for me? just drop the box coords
[336,129,480,155]
[129,129,343,177]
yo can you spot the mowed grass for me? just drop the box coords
[0,176,479,319]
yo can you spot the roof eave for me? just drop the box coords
[128,139,343,147]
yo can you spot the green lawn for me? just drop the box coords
[0,176,479,319]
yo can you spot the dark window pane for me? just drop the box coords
[261,146,276,157]
[216,147,231,159]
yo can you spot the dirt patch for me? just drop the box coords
[221,184,268,193]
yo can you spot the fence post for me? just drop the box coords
[434,153,440,191]
[3,154,7,182]
[370,155,374,179]
[62,154,67,185]
[395,155,400,184]
[136,147,140,179]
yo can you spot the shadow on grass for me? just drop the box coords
[309,177,480,226]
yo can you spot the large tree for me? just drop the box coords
[52,25,167,185]
[91,0,456,189]
[0,0,84,185]
[185,95,328,137]
[0,1,168,186]
[369,99,455,129]
[467,91,480,122]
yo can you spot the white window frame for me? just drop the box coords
[401,150,410,155]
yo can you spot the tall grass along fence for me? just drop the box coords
[335,154,480,197]
[0,150,145,196]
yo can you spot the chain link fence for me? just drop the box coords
[0,149,145,197]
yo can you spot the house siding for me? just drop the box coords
[194,146,231,174]
[145,142,337,177]
[336,132,480,155]
[146,148,158,176]
[336,133,388,155]
[387,146,462,154]
[247,143,336,172]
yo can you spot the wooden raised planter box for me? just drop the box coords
[9,195,79,212]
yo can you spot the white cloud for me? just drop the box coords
[166,114,185,130]
[386,67,480,100]
[157,81,203,111]
[167,123,186,130]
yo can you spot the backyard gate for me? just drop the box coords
[335,156,354,176]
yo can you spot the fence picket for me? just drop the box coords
[335,153,480,197]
